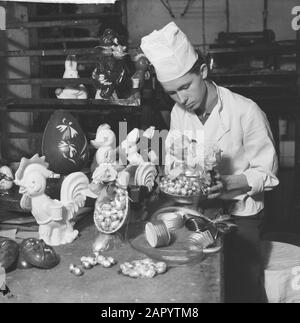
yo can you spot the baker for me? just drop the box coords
[140,22,279,303]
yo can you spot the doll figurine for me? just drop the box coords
[14,154,89,246]
[93,28,132,100]
[55,55,88,100]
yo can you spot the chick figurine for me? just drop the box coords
[90,124,117,173]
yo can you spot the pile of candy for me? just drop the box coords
[94,188,128,233]
[119,258,167,279]
[159,175,208,197]
[69,253,117,277]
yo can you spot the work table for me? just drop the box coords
[1,214,223,303]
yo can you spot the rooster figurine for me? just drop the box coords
[14,154,89,246]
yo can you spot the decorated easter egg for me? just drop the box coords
[21,238,60,269]
[0,238,19,270]
[42,110,89,175]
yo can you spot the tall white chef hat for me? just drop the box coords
[140,22,198,83]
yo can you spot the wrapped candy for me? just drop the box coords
[69,264,84,276]
[119,258,168,279]
[0,166,14,191]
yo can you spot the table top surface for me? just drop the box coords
[1,214,223,303]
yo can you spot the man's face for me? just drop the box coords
[161,66,207,113]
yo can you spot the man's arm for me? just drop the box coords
[207,103,279,200]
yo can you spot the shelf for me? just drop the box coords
[0,47,103,57]
[0,95,142,112]
[0,78,94,86]
[211,71,297,78]
[29,12,121,22]
[0,132,43,139]
[40,59,98,66]
[6,19,101,29]
[208,43,296,55]
[38,37,100,44]
[0,106,140,114]
[217,83,295,89]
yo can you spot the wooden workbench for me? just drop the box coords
[1,214,223,303]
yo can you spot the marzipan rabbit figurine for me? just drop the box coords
[55,55,88,100]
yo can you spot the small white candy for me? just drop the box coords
[128,270,139,278]
[111,214,118,221]
[82,261,93,269]
[181,189,187,196]
[107,257,116,265]
[102,260,112,268]
[117,211,124,219]
[96,255,106,264]
[102,204,111,211]
[143,268,156,279]
[97,215,104,222]
[105,218,112,225]
[111,220,120,231]
[69,264,84,276]
[168,187,176,194]
[155,262,168,274]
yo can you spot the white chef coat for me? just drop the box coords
[168,83,279,216]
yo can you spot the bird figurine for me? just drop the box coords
[14,154,89,246]
[90,124,117,172]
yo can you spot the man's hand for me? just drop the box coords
[207,173,225,199]
[207,174,251,199]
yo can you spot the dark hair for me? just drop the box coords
[189,49,206,75]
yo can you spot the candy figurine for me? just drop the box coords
[93,27,132,100]
[119,126,158,166]
[55,55,88,100]
[90,124,116,171]
[120,128,143,165]
[14,154,89,246]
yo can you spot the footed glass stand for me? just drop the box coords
[92,210,132,252]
